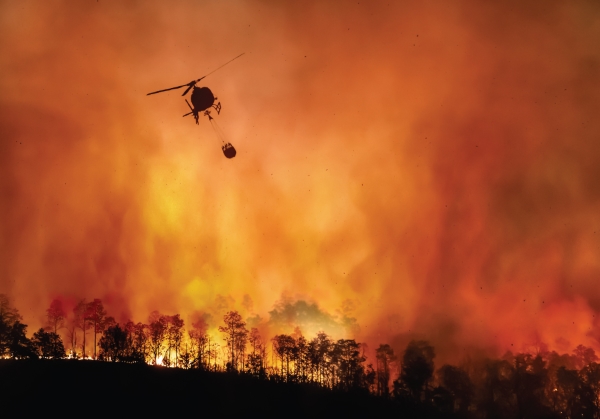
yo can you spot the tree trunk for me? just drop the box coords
[93,321,97,359]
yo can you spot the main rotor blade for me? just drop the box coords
[182,83,195,96]
[200,53,245,79]
[146,53,244,96]
[146,82,190,96]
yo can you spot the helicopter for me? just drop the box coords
[146,53,244,159]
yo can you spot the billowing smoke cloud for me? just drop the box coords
[267,299,358,338]
[1,0,600,363]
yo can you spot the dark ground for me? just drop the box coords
[0,360,438,418]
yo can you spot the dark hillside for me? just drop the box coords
[0,360,434,418]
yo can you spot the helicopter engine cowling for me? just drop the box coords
[190,86,215,112]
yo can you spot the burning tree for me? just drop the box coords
[218,311,248,371]
[147,311,168,365]
[165,314,184,367]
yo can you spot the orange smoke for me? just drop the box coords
[1,0,600,363]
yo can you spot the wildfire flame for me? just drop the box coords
[1,0,599,364]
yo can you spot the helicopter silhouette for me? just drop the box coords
[147,53,244,159]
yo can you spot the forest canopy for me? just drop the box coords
[1,294,598,418]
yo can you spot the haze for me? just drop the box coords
[1,0,599,363]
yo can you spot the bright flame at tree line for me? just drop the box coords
[2,293,600,417]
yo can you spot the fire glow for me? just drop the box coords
[1,0,600,365]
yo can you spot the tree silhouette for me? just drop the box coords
[45,299,66,334]
[364,363,377,394]
[397,340,435,402]
[104,316,116,330]
[177,342,195,369]
[308,332,332,386]
[437,364,473,415]
[573,344,598,369]
[218,311,248,371]
[375,343,396,397]
[73,300,90,358]
[579,362,600,418]
[98,324,128,362]
[0,294,23,357]
[189,317,210,370]
[0,295,21,324]
[165,314,184,367]
[32,328,66,359]
[476,358,516,419]
[11,290,600,419]
[85,299,107,360]
[508,352,551,418]
[209,341,220,372]
[5,320,34,359]
[0,294,35,358]
[334,339,367,391]
[272,334,296,381]
[124,321,148,363]
[553,363,600,419]
[247,327,266,377]
[147,311,168,365]
[294,333,309,383]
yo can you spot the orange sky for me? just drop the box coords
[1,0,600,363]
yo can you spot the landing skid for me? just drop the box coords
[183,99,200,124]
[184,101,221,124]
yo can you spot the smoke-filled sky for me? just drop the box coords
[1,0,600,362]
